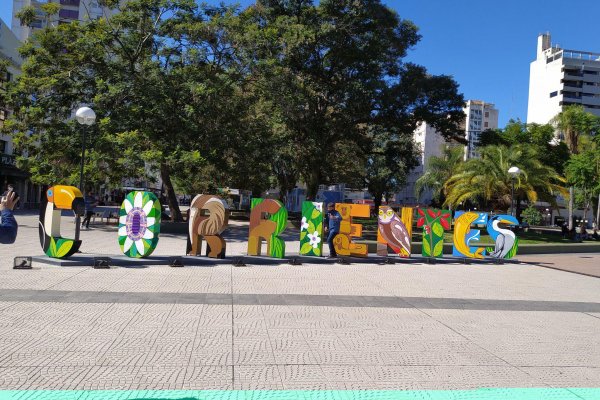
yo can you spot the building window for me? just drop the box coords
[0,140,6,153]
[484,122,489,128]
[59,9,79,19]
[60,0,80,5]
[484,111,489,118]
[0,109,7,121]
[583,70,599,75]
[550,91,558,98]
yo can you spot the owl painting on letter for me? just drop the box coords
[378,206,411,256]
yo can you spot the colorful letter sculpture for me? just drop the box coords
[452,212,488,259]
[377,206,413,257]
[118,191,161,258]
[333,203,369,257]
[299,201,324,256]
[486,215,519,259]
[38,185,85,258]
[248,198,288,258]
[187,194,229,258]
[416,208,451,258]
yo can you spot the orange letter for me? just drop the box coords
[333,204,369,257]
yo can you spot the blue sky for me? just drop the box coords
[2,0,600,127]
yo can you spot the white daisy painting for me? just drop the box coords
[118,191,161,258]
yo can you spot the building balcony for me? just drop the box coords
[562,49,600,62]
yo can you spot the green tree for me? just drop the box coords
[521,206,543,226]
[444,145,567,213]
[565,148,600,227]
[3,0,249,221]
[364,126,419,211]
[235,0,465,199]
[479,120,569,175]
[551,105,600,229]
[415,145,464,207]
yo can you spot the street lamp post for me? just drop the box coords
[74,106,96,236]
[508,166,521,217]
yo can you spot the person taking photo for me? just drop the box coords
[0,190,19,244]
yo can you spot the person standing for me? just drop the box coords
[324,202,342,258]
[0,190,19,244]
[81,191,98,229]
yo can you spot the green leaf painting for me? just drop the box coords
[416,208,451,258]
[117,191,162,258]
[45,237,75,259]
[299,201,324,256]
[248,198,288,258]
[269,203,288,258]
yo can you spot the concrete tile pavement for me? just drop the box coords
[0,213,600,391]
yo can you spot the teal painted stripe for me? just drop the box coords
[0,389,599,400]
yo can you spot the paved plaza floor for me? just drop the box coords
[0,213,599,397]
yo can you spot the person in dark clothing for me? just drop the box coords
[324,202,342,258]
[561,222,569,239]
[0,190,19,244]
[81,191,98,229]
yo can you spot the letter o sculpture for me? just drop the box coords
[118,191,161,258]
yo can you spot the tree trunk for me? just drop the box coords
[160,163,182,222]
[596,192,600,229]
[373,193,383,216]
[568,186,574,230]
[582,203,589,225]
[305,171,320,201]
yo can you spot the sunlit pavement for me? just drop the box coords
[0,214,599,397]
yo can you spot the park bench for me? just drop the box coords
[92,210,119,225]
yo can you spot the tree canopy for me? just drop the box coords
[2,0,466,217]
[443,144,567,212]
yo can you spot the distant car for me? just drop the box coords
[508,222,529,232]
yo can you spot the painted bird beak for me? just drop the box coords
[52,185,84,211]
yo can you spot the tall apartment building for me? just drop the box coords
[12,0,117,42]
[527,33,600,124]
[395,100,498,205]
[461,100,499,159]
[0,18,42,206]
[395,122,447,205]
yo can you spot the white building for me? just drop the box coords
[527,32,600,124]
[1,17,43,206]
[395,122,446,205]
[461,100,499,159]
[12,0,118,42]
[396,100,498,205]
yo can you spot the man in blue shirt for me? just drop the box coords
[0,190,19,244]
[81,191,98,229]
[324,202,342,258]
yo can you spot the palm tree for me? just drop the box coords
[415,145,464,207]
[443,145,567,213]
[551,105,599,229]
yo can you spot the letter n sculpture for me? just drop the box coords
[39,185,85,258]
[248,198,288,258]
[187,194,229,258]
[377,206,413,257]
